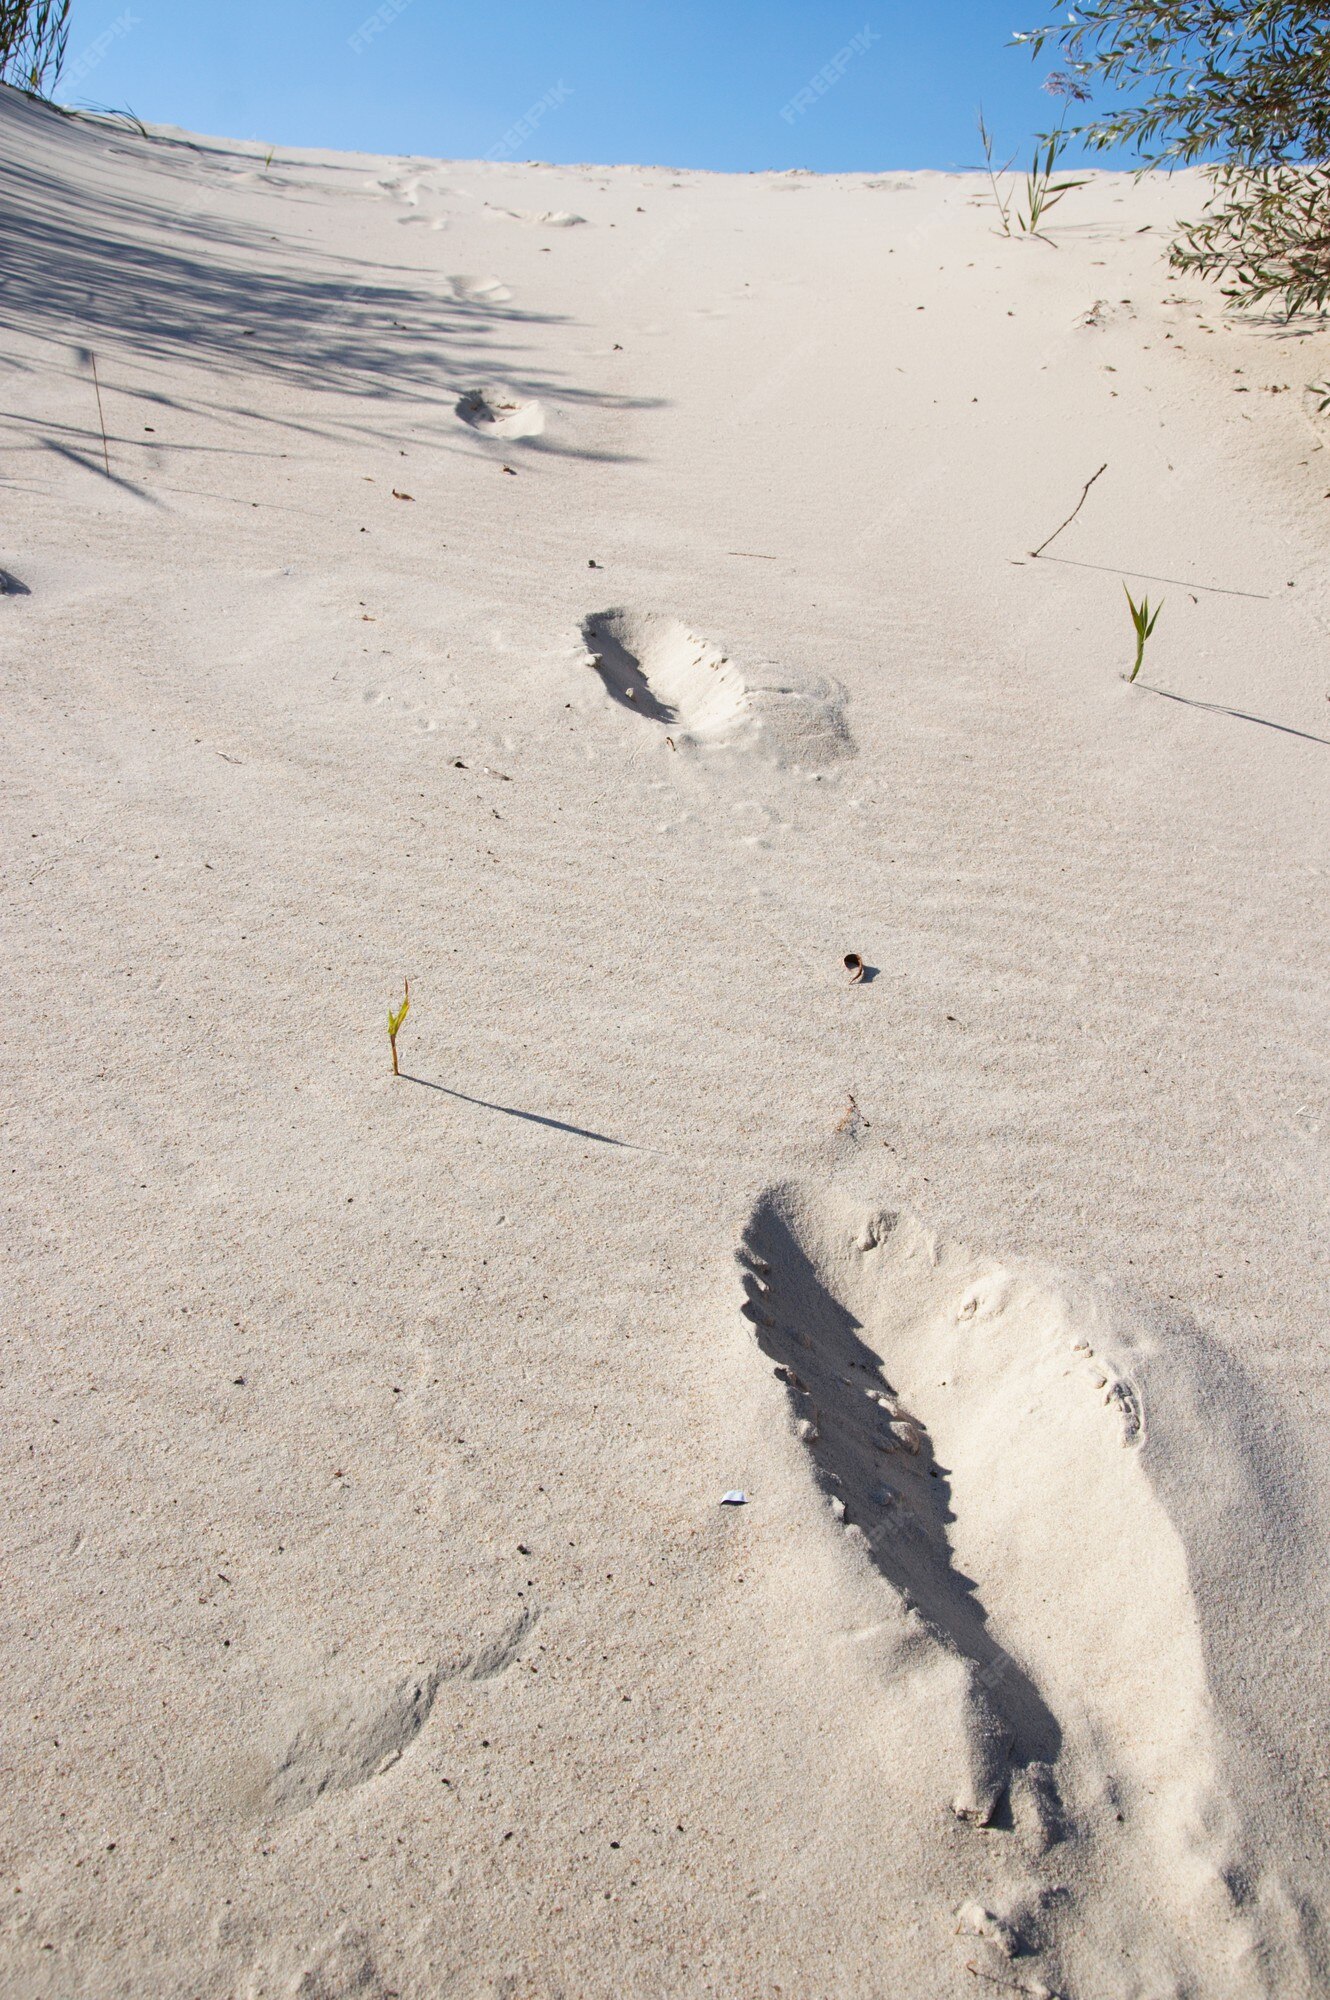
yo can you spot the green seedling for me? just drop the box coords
[1123,585,1162,683]
[388,978,410,1075]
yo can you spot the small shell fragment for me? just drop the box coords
[719,1489,748,1507]
[844,953,865,982]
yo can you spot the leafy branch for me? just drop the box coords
[1013,4,1330,316]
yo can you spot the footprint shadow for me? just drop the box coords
[581,609,683,725]
[740,1193,1060,1768]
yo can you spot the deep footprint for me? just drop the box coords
[582,607,852,762]
[736,1182,1273,1991]
[740,1191,1060,1800]
[456,387,545,440]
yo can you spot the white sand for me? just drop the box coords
[2,84,1329,1999]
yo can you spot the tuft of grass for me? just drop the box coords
[977,109,1016,235]
[0,0,69,96]
[976,107,1088,242]
[388,979,410,1076]
[1123,585,1162,682]
[1020,128,1090,240]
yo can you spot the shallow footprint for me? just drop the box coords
[582,607,852,763]
[456,386,545,440]
[446,273,513,305]
[289,1926,390,2000]
[485,203,585,227]
[257,1605,538,1815]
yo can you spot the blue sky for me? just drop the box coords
[61,1,1094,172]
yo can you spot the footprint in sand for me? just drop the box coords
[484,203,585,227]
[360,685,442,733]
[367,165,453,227]
[456,387,545,440]
[286,1926,392,2000]
[736,1183,1270,1994]
[370,165,447,205]
[256,1605,538,1816]
[446,273,513,305]
[582,607,853,764]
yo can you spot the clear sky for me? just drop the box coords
[58,1,1106,173]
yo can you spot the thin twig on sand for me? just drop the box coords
[1030,461,1107,559]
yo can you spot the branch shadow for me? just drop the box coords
[40,433,164,503]
[1031,552,1271,600]
[0,89,662,461]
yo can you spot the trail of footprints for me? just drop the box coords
[346,242,1273,1993]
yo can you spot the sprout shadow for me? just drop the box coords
[1140,683,1330,747]
[401,1073,631,1148]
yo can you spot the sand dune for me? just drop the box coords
[1,81,1328,2000]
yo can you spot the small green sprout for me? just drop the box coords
[1123,585,1162,683]
[388,978,410,1075]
